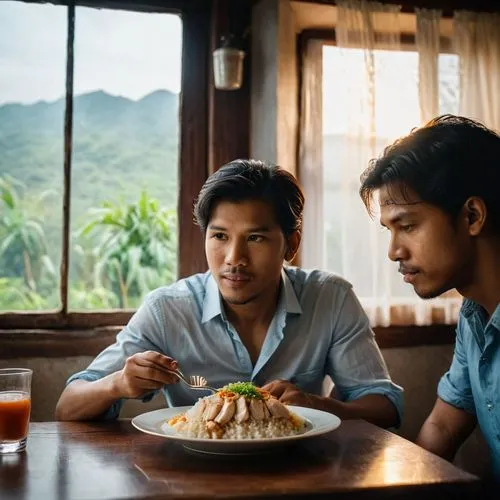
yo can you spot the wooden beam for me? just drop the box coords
[208,0,252,175]
[60,2,75,314]
[177,1,211,278]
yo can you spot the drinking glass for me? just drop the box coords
[0,369,32,453]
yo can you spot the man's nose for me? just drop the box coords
[388,235,408,262]
[225,240,249,266]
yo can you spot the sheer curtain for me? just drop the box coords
[416,8,441,122]
[301,0,463,326]
[333,0,402,326]
[454,11,500,131]
[300,40,324,268]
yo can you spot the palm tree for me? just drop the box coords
[77,191,176,308]
[0,176,56,292]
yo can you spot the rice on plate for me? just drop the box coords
[168,382,308,440]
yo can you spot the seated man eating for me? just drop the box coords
[56,159,402,427]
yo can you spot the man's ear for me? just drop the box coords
[463,197,487,236]
[285,231,301,262]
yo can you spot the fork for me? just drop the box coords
[167,368,218,393]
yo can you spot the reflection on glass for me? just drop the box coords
[69,7,182,310]
[0,1,66,312]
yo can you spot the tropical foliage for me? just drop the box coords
[77,192,176,308]
[0,90,179,312]
[0,177,176,311]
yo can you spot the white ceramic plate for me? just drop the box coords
[131,405,341,455]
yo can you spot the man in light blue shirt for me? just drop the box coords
[56,159,402,427]
[360,115,500,477]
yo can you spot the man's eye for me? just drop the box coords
[248,235,264,242]
[212,233,227,240]
[401,224,414,233]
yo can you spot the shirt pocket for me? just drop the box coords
[290,368,323,395]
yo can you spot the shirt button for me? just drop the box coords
[487,403,493,411]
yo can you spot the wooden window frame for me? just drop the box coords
[0,0,210,330]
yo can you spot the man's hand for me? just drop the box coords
[114,351,180,399]
[262,379,399,428]
[261,379,315,408]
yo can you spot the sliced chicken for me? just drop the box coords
[265,397,290,419]
[249,398,267,420]
[203,398,224,421]
[186,398,207,420]
[214,399,236,425]
[206,420,223,439]
[234,395,250,423]
[262,400,271,419]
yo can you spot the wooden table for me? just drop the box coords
[0,420,482,499]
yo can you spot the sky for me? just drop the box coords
[0,1,182,105]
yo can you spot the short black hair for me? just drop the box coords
[360,115,500,231]
[194,159,304,236]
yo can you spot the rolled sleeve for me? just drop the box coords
[437,318,476,414]
[64,294,165,419]
[327,287,404,425]
[66,370,124,420]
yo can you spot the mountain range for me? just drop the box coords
[0,90,180,228]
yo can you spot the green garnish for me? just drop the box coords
[222,382,263,399]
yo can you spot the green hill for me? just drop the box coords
[0,90,180,309]
[0,89,179,226]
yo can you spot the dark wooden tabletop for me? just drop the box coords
[0,419,481,500]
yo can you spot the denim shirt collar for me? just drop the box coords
[461,298,500,332]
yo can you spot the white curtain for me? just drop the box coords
[454,10,500,131]
[334,0,406,327]
[301,0,463,326]
[416,8,441,122]
[300,39,324,268]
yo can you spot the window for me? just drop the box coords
[322,44,459,281]
[0,1,66,313]
[322,45,460,324]
[299,25,463,326]
[0,0,209,328]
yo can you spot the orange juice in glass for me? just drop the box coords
[0,369,32,453]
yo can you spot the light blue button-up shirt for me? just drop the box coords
[438,299,500,475]
[68,267,403,420]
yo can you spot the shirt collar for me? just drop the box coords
[461,298,482,318]
[201,268,303,323]
[461,298,500,330]
[281,268,303,315]
[490,304,500,330]
[201,274,224,323]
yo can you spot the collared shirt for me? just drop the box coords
[438,299,500,475]
[68,267,403,420]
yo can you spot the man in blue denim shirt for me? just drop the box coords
[360,115,500,476]
[56,159,402,426]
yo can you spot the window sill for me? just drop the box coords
[373,324,456,348]
[1,327,122,359]
[0,324,456,359]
